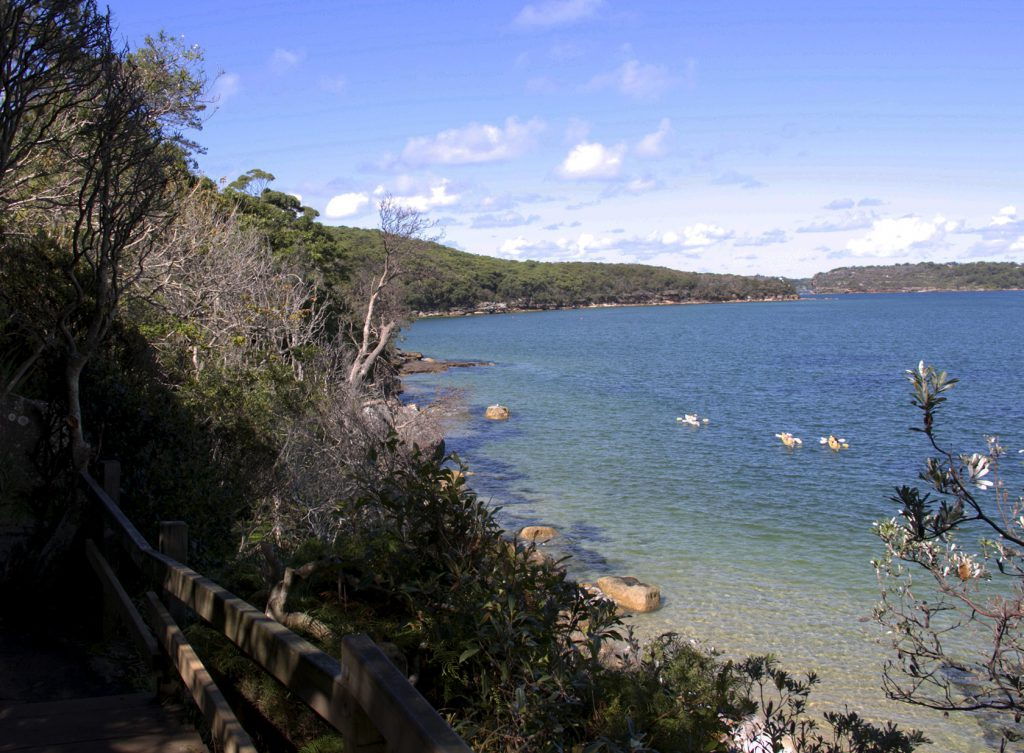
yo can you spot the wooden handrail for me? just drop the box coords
[81,470,472,753]
[145,592,258,753]
[84,539,160,671]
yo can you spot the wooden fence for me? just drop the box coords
[82,462,472,753]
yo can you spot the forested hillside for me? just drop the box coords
[809,261,1024,293]
[293,221,796,314]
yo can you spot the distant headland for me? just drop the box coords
[794,260,1024,295]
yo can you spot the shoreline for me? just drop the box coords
[413,293,799,319]
[412,288,1023,319]
[397,359,660,622]
[808,286,1024,295]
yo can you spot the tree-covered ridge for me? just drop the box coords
[207,189,795,319]
[312,225,797,313]
[810,261,1024,294]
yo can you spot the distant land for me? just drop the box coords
[798,261,1024,295]
[329,225,797,315]
[239,192,1021,315]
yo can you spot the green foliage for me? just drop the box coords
[738,656,927,753]
[589,635,754,751]
[338,448,624,750]
[322,225,797,313]
[185,623,344,751]
[79,324,283,566]
[227,168,276,196]
[211,177,795,325]
[810,261,1024,294]
[874,363,1024,747]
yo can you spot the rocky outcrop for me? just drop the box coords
[484,404,510,420]
[518,525,558,543]
[397,351,494,375]
[595,576,661,613]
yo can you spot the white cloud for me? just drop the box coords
[558,141,624,179]
[796,213,876,233]
[471,211,539,228]
[991,205,1018,226]
[324,192,369,218]
[289,193,303,204]
[497,232,616,260]
[392,180,461,211]
[270,48,303,74]
[401,117,544,166]
[624,177,659,193]
[845,215,957,257]
[962,205,1023,256]
[635,118,671,158]
[499,236,535,257]
[211,72,240,104]
[823,197,885,211]
[650,224,733,248]
[588,59,673,100]
[678,223,733,247]
[824,198,855,210]
[571,233,617,255]
[514,0,602,28]
[734,229,788,247]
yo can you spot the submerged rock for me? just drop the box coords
[595,576,661,613]
[518,525,558,543]
[484,404,510,420]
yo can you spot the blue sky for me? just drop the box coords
[110,0,1023,277]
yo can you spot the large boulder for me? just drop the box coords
[484,404,510,420]
[595,576,661,613]
[518,525,558,543]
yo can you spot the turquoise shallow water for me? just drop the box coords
[400,292,1024,752]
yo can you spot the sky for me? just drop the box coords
[108,0,1024,277]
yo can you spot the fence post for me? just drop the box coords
[96,460,122,632]
[159,521,190,625]
[100,459,121,504]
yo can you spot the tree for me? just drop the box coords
[226,167,275,196]
[346,195,435,386]
[874,362,1024,749]
[0,0,109,210]
[0,4,205,467]
[141,190,325,379]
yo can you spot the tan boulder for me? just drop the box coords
[484,404,510,420]
[595,576,661,613]
[518,525,558,543]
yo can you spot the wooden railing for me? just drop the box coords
[82,463,472,753]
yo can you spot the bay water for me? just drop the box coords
[400,292,1024,752]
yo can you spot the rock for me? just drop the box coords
[518,525,558,543]
[400,358,494,375]
[595,576,661,613]
[484,404,510,420]
[526,548,564,571]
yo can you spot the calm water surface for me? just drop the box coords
[401,292,1024,752]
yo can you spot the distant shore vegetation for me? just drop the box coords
[807,261,1024,294]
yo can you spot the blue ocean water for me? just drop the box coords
[400,292,1024,752]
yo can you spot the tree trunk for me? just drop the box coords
[65,352,89,471]
[260,542,336,643]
